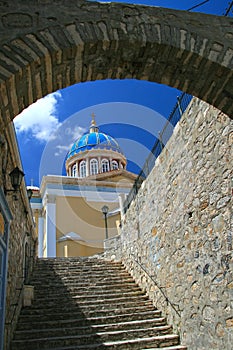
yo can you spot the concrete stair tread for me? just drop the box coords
[15,317,167,335]
[32,276,134,282]
[17,311,163,329]
[32,270,126,276]
[20,304,156,317]
[35,288,143,295]
[34,291,147,301]
[34,287,141,295]
[141,347,187,350]
[31,279,136,286]
[11,258,186,350]
[33,334,180,350]
[14,323,170,340]
[31,295,149,306]
[13,324,172,341]
[12,333,179,349]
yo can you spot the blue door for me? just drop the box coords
[0,188,12,350]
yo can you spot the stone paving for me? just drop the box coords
[11,257,187,350]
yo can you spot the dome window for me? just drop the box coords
[90,159,98,175]
[79,161,86,178]
[101,159,109,173]
[72,164,77,177]
[112,160,119,170]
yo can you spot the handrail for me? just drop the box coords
[123,92,192,214]
[129,254,181,318]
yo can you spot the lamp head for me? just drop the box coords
[9,167,25,191]
[27,188,33,200]
[101,205,109,215]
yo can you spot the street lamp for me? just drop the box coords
[9,167,25,191]
[27,188,33,200]
[101,205,109,239]
[4,166,25,200]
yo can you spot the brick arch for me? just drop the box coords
[0,0,233,123]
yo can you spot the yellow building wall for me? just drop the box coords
[33,210,39,236]
[57,240,104,257]
[55,196,120,257]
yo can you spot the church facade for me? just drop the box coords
[29,116,137,258]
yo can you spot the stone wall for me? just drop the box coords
[0,119,37,349]
[0,1,233,119]
[105,98,233,349]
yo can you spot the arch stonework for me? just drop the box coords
[0,0,232,124]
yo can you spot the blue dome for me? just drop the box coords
[67,131,124,159]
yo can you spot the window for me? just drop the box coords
[79,161,86,178]
[90,159,98,175]
[112,160,118,170]
[101,159,109,173]
[72,164,77,177]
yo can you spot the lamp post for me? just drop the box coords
[101,205,109,239]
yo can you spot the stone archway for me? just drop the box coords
[0,0,232,123]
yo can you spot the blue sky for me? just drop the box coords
[14,0,232,187]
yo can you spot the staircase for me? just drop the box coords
[11,257,187,350]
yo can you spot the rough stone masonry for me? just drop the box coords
[105,97,233,350]
[0,0,233,121]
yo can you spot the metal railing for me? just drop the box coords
[130,253,181,317]
[123,92,192,214]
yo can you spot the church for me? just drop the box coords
[29,115,137,258]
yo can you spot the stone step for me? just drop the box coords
[16,311,164,330]
[11,257,186,350]
[35,257,120,265]
[31,274,129,281]
[142,346,187,350]
[31,277,136,287]
[34,289,145,300]
[33,264,124,273]
[34,284,141,295]
[31,292,148,306]
[37,258,120,264]
[11,331,179,350]
[15,318,167,340]
[19,304,157,320]
[14,323,172,341]
[25,298,152,313]
[32,268,128,276]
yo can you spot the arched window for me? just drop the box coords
[101,159,109,173]
[79,161,86,178]
[112,160,119,170]
[90,159,98,175]
[72,164,77,177]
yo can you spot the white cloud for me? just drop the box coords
[54,126,87,156]
[14,91,62,142]
[64,125,87,139]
